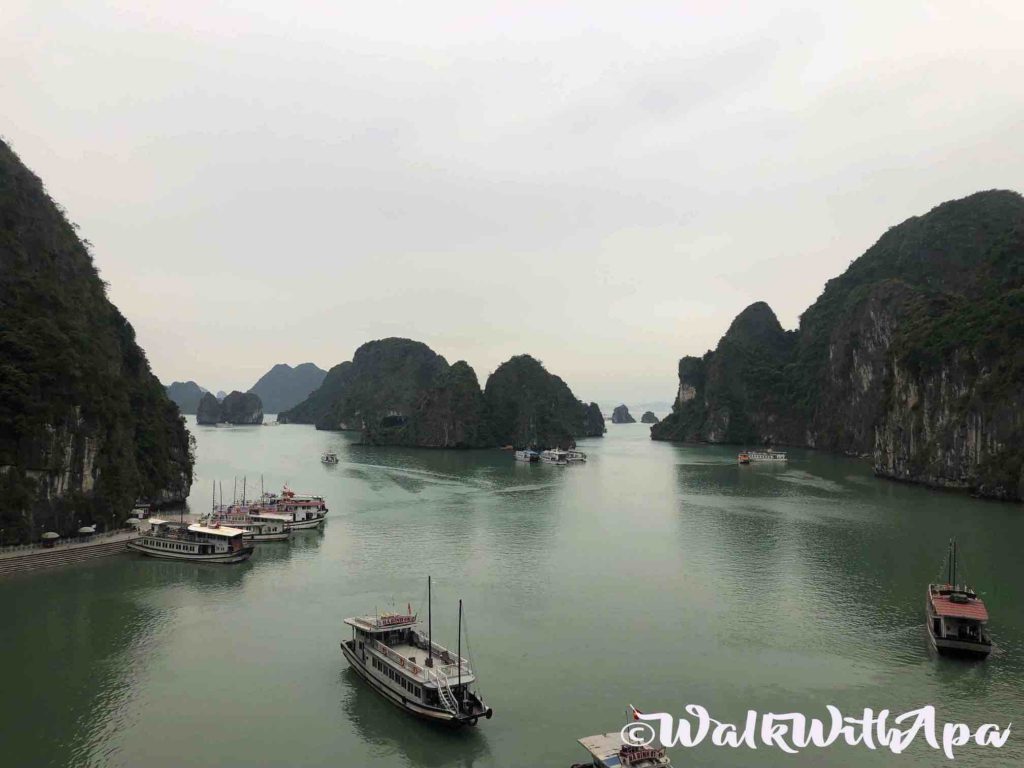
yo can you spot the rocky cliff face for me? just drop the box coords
[653,190,1024,501]
[278,361,354,426]
[196,393,222,425]
[641,411,659,424]
[0,140,193,542]
[248,362,326,414]
[583,402,607,436]
[611,405,636,424]
[220,391,264,424]
[165,381,206,414]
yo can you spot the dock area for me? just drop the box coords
[0,529,140,577]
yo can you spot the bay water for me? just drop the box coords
[2,419,1022,767]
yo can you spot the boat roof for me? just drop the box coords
[248,511,291,522]
[930,589,989,621]
[344,613,418,633]
[187,523,246,538]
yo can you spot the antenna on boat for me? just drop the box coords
[427,576,433,669]
[457,598,463,704]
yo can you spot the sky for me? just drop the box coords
[2,2,1022,405]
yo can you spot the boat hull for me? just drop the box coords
[127,542,255,563]
[287,517,325,531]
[245,531,291,542]
[339,641,489,726]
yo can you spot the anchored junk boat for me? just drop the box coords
[540,449,569,465]
[927,539,992,658]
[340,578,492,725]
[745,448,786,462]
[128,519,254,563]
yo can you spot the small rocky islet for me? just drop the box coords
[196,391,264,426]
[611,404,636,424]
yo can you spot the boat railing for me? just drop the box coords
[369,639,470,679]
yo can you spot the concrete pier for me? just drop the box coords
[0,530,139,577]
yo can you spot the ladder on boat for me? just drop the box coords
[433,668,458,715]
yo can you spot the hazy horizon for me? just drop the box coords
[4,1,1022,404]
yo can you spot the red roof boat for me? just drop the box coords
[926,539,992,658]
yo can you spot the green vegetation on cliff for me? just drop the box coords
[653,190,1024,500]
[0,140,194,542]
[282,342,602,449]
[483,355,601,449]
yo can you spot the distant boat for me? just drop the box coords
[572,733,672,767]
[746,448,786,462]
[340,577,493,726]
[540,449,568,465]
[128,519,254,563]
[737,451,751,464]
[566,450,587,463]
[515,449,539,463]
[321,452,339,465]
[927,539,992,658]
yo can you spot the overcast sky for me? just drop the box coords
[3,2,1022,405]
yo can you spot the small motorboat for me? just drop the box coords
[321,452,339,465]
[514,449,539,463]
[572,733,671,767]
[737,451,750,464]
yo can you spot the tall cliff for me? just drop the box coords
[0,140,194,542]
[248,362,326,413]
[653,190,1024,500]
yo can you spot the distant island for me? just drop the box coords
[0,139,193,543]
[197,391,264,425]
[611,405,636,424]
[248,362,326,414]
[641,411,659,424]
[165,380,207,414]
[279,339,605,449]
[652,190,1024,502]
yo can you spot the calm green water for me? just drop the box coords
[2,419,1022,767]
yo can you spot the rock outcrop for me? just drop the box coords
[278,361,354,426]
[0,139,193,543]
[248,362,326,414]
[653,190,1024,501]
[641,411,659,424]
[583,402,607,436]
[220,391,264,424]
[165,381,207,414]
[196,393,222,425]
[483,355,599,449]
[611,404,636,424]
[284,343,604,449]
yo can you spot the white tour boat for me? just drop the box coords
[746,448,787,462]
[128,519,254,563]
[566,450,587,463]
[514,449,539,463]
[257,486,329,530]
[321,452,339,465]
[540,449,569,465]
[572,733,672,767]
[206,508,292,541]
[340,578,493,726]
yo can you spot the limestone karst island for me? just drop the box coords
[3,5,1023,767]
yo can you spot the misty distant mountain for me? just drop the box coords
[248,363,327,414]
[165,381,208,414]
